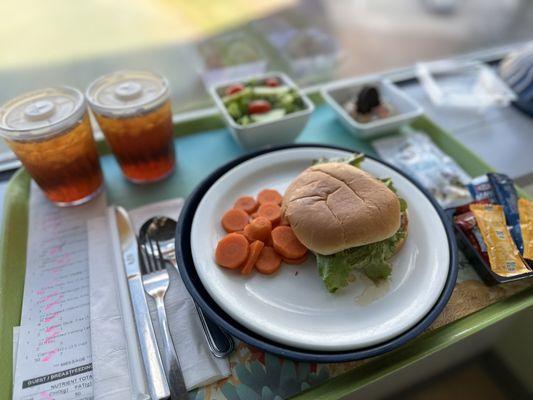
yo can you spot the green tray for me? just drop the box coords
[1,103,532,400]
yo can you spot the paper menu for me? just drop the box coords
[12,184,106,400]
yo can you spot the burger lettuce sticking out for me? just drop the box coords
[282,155,408,293]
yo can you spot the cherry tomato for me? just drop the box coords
[225,83,245,96]
[248,100,272,114]
[265,78,279,87]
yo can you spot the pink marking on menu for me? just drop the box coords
[49,245,62,256]
[44,300,59,311]
[54,254,71,267]
[44,312,59,323]
[41,295,51,302]
[43,332,59,344]
[41,349,58,362]
[36,289,45,295]
[45,324,59,333]
[39,391,53,399]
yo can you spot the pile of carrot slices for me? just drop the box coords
[215,189,308,275]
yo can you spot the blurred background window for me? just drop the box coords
[1,0,533,114]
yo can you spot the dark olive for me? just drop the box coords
[356,85,381,114]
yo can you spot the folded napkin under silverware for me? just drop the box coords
[88,199,231,400]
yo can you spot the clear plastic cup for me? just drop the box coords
[0,87,103,206]
[86,70,175,183]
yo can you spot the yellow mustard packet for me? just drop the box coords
[470,204,531,277]
[518,198,533,261]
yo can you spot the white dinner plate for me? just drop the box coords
[190,147,450,351]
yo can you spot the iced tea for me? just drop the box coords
[94,100,174,182]
[0,87,103,206]
[87,70,175,183]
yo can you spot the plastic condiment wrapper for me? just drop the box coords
[470,204,531,277]
[454,210,489,264]
[467,175,497,203]
[518,198,533,261]
[372,130,472,208]
[488,173,523,253]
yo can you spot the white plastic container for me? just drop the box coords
[321,79,423,139]
[209,72,314,150]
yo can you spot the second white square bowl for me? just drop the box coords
[321,79,423,139]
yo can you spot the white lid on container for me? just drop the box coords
[0,86,85,140]
[86,70,170,117]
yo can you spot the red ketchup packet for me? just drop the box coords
[454,210,490,265]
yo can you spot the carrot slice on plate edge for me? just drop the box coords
[215,233,249,269]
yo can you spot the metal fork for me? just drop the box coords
[140,237,187,400]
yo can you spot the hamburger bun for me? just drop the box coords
[282,162,401,255]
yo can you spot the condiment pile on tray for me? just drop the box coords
[373,129,533,284]
[450,173,533,282]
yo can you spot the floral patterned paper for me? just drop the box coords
[189,250,533,399]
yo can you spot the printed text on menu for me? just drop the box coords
[13,185,106,400]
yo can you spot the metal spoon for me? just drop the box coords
[139,216,234,358]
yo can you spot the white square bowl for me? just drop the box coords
[321,79,423,139]
[209,72,314,150]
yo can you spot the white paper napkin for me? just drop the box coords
[88,199,230,399]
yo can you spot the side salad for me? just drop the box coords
[219,77,306,126]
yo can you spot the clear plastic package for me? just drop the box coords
[373,129,472,208]
[416,60,516,110]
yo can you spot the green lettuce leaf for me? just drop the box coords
[316,225,406,293]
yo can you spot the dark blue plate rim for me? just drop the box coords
[175,143,458,362]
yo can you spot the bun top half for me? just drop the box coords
[282,162,401,255]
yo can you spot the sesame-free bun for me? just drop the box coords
[282,162,401,255]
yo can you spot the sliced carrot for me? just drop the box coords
[233,230,251,242]
[255,246,282,275]
[234,196,258,214]
[215,233,249,269]
[244,217,272,243]
[241,241,265,275]
[257,203,281,225]
[251,212,259,219]
[282,252,308,265]
[221,208,249,233]
[271,226,308,259]
[257,189,282,206]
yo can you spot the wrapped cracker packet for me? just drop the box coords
[470,204,531,277]
[518,198,533,261]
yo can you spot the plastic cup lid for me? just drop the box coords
[86,70,169,117]
[0,86,85,140]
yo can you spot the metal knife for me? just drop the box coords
[115,206,170,400]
